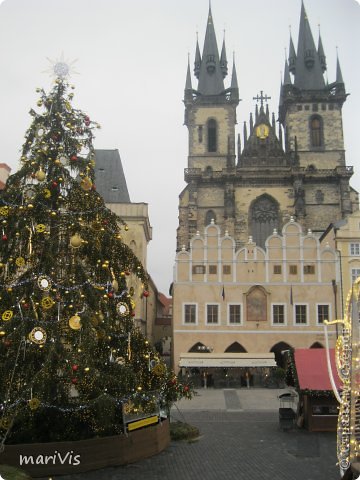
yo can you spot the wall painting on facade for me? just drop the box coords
[246,286,267,322]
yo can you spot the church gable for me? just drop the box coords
[239,106,287,168]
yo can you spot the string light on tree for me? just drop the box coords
[0,75,193,447]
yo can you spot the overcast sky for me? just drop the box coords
[0,0,359,294]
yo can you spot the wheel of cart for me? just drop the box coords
[278,391,296,431]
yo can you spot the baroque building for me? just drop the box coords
[177,3,358,252]
[172,3,359,378]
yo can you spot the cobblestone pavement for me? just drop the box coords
[47,392,339,480]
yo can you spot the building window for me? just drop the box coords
[295,304,308,325]
[350,243,360,256]
[228,304,241,324]
[249,194,280,249]
[289,265,298,275]
[223,265,231,275]
[273,265,282,274]
[205,210,216,226]
[297,105,303,111]
[304,265,315,274]
[207,119,217,152]
[206,304,219,324]
[192,265,205,274]
[209,265,217,274]
[198,125,203,143]
[184,304,197,324]
[312,104,318,112]
[272,304,285,325]
[317,304,330,324]
[310,115,323,147]
[351,268,360,284]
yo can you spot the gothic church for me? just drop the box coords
[177,3,358,251]
[172,2,359,376]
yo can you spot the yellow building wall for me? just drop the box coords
[173,219,339,372]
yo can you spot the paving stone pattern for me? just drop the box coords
[42,389,339,480]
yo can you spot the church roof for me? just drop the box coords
[292,2,325,90]
[94,149,130,203]
[197,5,225,95]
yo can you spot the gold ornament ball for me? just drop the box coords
[35,169,46,181]
[70,234,82,248]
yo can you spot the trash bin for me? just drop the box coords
[278,392,296,431]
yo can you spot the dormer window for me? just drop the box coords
[206,54,216,73]
[304,49,315,68]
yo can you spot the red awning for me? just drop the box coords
[294,348,342,391]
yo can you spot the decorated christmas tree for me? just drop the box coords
[0,71,191,446]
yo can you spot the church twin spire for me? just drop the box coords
[185,4,238,100]
[284,1,345,92]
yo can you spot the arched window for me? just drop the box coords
[189,342,209,353]
[207,119,217,152]
[205,210,216,226]
[270,342,293,368]
[249,195,280,249]
[310,115,323,148]
[225,342,247,353]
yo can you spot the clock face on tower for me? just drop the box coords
[255,123,270,139]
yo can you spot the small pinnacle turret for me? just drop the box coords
[220,36,228,78]
[288,35,296,74]
[194,36,201,79]
[318,32,327,73]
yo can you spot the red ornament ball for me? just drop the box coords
[72,364,79,371]
[70,155,77,162]
[71,377,78,384]
[52,181,58,188]
[107,292,113,298]
[143,290,149,298]
[2,235,7,241]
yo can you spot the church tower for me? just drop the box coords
[177,5,239,250]
[177,3,358,252]
[279,1,358,233]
